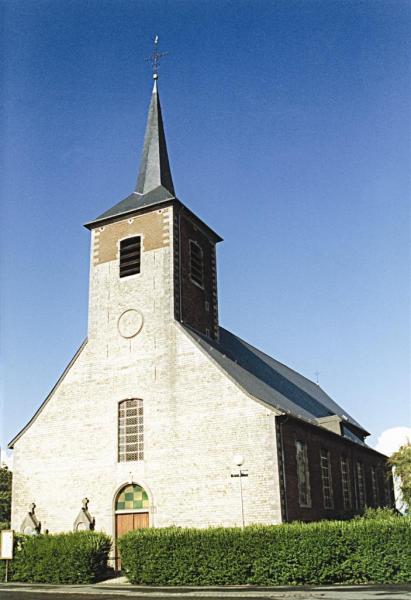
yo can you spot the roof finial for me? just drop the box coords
[146,35,168,81]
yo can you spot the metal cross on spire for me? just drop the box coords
[145,35,168,80]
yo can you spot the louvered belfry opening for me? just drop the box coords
[189,240,204,287]
[119,236,141,278]
[118,399,144,462]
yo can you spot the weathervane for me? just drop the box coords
[145,35,168,80]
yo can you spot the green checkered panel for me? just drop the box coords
[116,484,149,510]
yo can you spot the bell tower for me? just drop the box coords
[84,59,222,346]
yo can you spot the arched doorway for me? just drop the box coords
[114,483,150,570]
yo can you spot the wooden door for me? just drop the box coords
[115,512,149,570]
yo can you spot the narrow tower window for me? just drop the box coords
[119,236,141,278]
[189,240,204,287]
[118,399,144,462]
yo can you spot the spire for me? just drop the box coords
[135,78,175,197]
[85,38,177,228]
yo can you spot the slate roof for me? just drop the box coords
[85,187,175,227]
[183,325,369,440]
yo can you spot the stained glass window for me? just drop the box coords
[320,449,334,509]
[356,461,366,509]
[295,440,311,507]
[340,455,353,509]
[115,484,149,511]
[118,399,144,462]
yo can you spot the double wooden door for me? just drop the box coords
[115,512,149,570]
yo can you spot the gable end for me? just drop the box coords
[8,340,88,449]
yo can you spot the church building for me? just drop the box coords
[9,67,393,548]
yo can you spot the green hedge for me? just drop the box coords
[119,518,411,585]
[1,531,111,584]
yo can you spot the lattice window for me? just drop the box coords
[320,449,334,509]
[356,461,366,509]
[295,440,311,507]
[119,236,141,278]
[189,240,204,287]
[115,484,149,511]
[371,466,379,506]
[118,399,144,462]
[340,455,353,509]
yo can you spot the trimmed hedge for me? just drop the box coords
[119,518,411,585]
[2,531,111,584]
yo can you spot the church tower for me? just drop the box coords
[10,43,391,542]
[85,78,221,350]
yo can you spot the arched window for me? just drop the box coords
[115,484,149,511]
[118,399,144,462]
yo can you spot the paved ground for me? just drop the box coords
[0,583,410,600]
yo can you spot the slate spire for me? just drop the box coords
[135,79,175,197]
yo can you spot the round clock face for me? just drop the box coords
[118,309,144,339]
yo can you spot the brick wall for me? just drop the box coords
[174,208,218,339]
[276,415,394,522]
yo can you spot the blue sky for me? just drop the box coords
[1,0,410,452]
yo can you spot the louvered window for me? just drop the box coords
[118,399,144,462]
[320,449,334,509]
[295,440,311,507]
[189,240,204,287]
[340,455,353,509]
[119,237,141,278]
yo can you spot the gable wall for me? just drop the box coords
[11,205,282,540]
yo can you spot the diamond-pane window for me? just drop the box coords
[118,399,144,462]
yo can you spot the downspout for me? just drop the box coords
[178,208,183,323]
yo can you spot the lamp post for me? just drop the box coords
[231,454,248,528]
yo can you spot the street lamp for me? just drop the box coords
[231,455,248,527]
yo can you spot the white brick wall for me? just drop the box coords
[11,205,282,541]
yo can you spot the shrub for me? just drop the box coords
[356,506,400,520]
[0,467,12,526]
[118,518,411,586]
[9,531,111,584]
